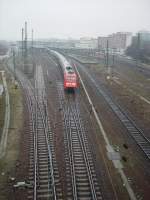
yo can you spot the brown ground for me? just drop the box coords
[42,52,123,199]
[78,90,130,200]
[1,51,149,200]
[41,52,150,199]
[74,58,150,199]
[90,62,150,138]
[0,69,23,200]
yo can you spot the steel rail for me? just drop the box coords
[13,69,57,199]
[35,65,57,200]
[19,78,39,199]
[39,96,57,200]
[70,103,98,200]
[76,61,150,160]
[66,106,78,200]
[58,84,78,200]
[26,90,38,200]
[57,82,101,200]
[18,79,38,200]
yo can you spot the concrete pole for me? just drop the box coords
[22,28,24,57]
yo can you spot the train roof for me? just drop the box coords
[51,50,75,73]
[51,50,69,64]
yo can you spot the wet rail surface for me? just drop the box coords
[44,52,119,200]
[57,82,103,200]
[15,68,62,200]
[73,60,150,161]
[13,51,127,199]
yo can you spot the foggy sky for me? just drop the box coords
[0,0,150,40]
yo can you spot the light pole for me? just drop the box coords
[112,48,115,67]
[136,32,141,67]
[106,39,109,69]
[13,50,16,80]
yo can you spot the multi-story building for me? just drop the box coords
[138,30,150,41]
[75,37,98,49]
[98,32,132,54]
[98,36,108,50]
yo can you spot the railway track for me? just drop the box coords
[43,52,118,200]
[12,52,120,199]
[74,61,150,161]
[15,68,62,199]
[57,82,103,200]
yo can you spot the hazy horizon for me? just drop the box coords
[0,0,150,40]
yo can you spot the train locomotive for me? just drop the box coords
[51,50,78,90]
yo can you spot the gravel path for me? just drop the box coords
[0,70,10,158]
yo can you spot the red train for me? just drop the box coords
[51,50,78,90]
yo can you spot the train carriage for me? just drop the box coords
[63,65,77,89]
[51,50,78,90]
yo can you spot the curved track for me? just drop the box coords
[15,68,62,199]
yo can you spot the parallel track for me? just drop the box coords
[75,61,150,160]
[57,82,103,200]
[15,69,62,199]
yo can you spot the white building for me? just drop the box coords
[98,32,132,53]
[75,37,98,49]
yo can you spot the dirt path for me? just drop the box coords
[0,71,10,158]
[0,70,23,200]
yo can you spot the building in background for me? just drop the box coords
[75,37,98,49]
[98,37,108,50]
[138,30,150,42]
[98,32,132,54]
